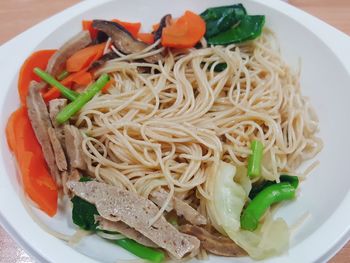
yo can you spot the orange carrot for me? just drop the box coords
[42,87,61,102]
[43,70,92,101]
[112,19,141,38]
[66,43,106,73]
[102,77,115,93]
[7,107,58,216]
[6,108,22,152]
[161,11,206,48]
[82,20,98,39]
[152,23,160,32]
[18,50,56,105]
[71,71,92,86]
[137,33,155,44]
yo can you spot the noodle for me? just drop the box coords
[75,29,322,224]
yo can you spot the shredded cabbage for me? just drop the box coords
[207,161,290,259]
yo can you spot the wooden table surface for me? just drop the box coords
[0,0,349,262]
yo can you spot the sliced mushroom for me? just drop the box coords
[92,20,162,64]
[46,31,91,77]
[89,51,119,71]
[154,14,172,41]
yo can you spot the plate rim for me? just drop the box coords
[0,0,349,262]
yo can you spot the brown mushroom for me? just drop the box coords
[154,14,172,41]
[92,20,162,64]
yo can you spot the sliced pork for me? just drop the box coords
[150,188,207,225]
[26,81,61,185]
[48,127,67,171]
[67,181,200,259]
[96,216,157,248]
[64,125,87,170]
[179,225,246,257]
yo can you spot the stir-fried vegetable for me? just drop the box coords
[137,32,155,44]
[56,73,110,123]
[57,70,70,81]
[33,68,79,101]
[66,42,106,73]
[71,196,99,231]
[161,11,206,48]
[241,182,296,231]
[111,19,141,38]
[6,108,58,216]
[200,4,247,38]
[71,195,165,262]
[207,161,290,259]
[247,140,264,178]
[18,50,56,105]
[207,15,265,45]
[249,175,299,199]
[115,239,165,263]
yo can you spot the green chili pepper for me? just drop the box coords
[57,70,70,81]
[247,140,264,178]
[207,15,265,45]
[33,68,78,101]
[249,175,299,199]
[201,4,247,38]
[115,239,165,263]
[241,182,296,231]
[56,73,109,124]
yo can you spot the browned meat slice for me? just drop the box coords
[49,99,67,128]
[62,169,81,196]
[48,127,67,171]
[46,31,91,77]
[150,189,207,226]
[179,225,246,257]
[92,20,163,64]
[67,181,200,259]
[96,216,157,248]
[26,81,61,185]
[64,125,86,170]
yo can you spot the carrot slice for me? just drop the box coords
[18,50,56,105]
[137,33,155,44]
[42,87,61,102]
[152,23,160,32]
[43,70,92,101]
[161,11,206,48]
[112,19,141,38]
[71,71,92,86]
[66,43,106,73]
[8,107,58,216]
[6,108,22,152]
[102,77,115,93]
[82,20,98,39]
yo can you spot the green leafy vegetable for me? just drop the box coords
[79,176,93,182]
[33,67,78,101]
[207,15,265,45]
[247,140,264,178]
[56,73,110,124]
[201,4,247,38]
[71,196,99,231]
[206,161,290,259]
[249,175,299,199]
[115,239,165,263]
[212,63,227,72]
[240,182,296,231]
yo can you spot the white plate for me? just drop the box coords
[0,0,350,262]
